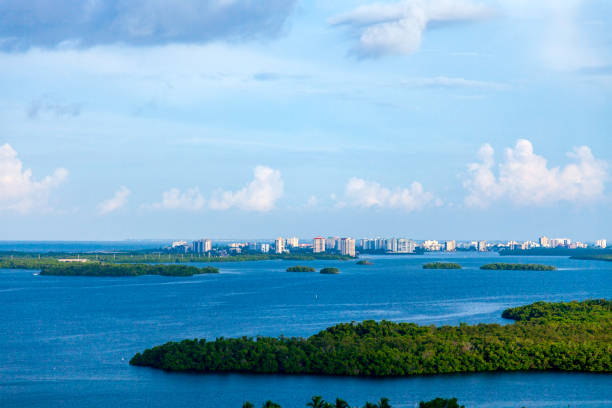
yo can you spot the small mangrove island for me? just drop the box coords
[130,299,612,376]
[320,267,340,274]
[423,262,462,269]
[480,263,556,271]
[286,266,316,272]
[39,263,218,277]
[356,260,373,265]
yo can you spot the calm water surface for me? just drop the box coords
[1,252,611,407]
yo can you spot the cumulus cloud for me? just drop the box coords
[151,187,206,211]
[151,166,283,212]
[342,177,439,211]
[464,139,608,207]
[331,0,493,58]
[0,0,297,50]
[97,186,130,215]
[209,166,283,211]
[0,143,68,213]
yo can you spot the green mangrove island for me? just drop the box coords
[320,267,340,274]
[286,266,316,272]
[480,263,556,271]
[571,254,612,262]
[422,262,462,269]
[40,263,218,277]
[130,299,612,376]
[356,260,373,265]
[241,396,462,408]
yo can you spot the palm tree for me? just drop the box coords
[364,403,378,408]
[263,401,281,408]
[378,398,391,408]
[307,396,327,408]
[242,402,254,408]
[334,398,350,408]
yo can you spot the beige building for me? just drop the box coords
[274,237,285,254]
[445,240,456,252]
[313,237,326,253]
[339,237,356,257]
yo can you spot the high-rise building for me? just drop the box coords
[259,243,270,253]
[326,237,338,251]
[386,238,398,252]
[313,237,326,253]
[445,240,456,252]
[551,238,571,248]
[478,240,487,252]
[274,238,285,254]
[397,239,416,253]
[192,239,212,253]
[422,240,441,251]
[286,237,299,248]
[539,236,550,248]
[339,238,355,257]
[596,239,607,249]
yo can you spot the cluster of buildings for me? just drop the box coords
[168,235,608,256]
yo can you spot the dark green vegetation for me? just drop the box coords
[40,263,218,277]
[320,267,340,274]
[242,396,461,408]
[130,299,612,376]
[500,248,612,257]
[571,254,612,262]
[480,263,555,271]
[356,260,373,265]
[423,262,462,269]
[286,266,316,272]
[0,251,353,266]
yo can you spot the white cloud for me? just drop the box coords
[150,166,283,212]
[331,0,493,58]
[97,186,130,215]
[401,76,507,90]
[0,143,68,213]
[342,177,438,211]
[209,166,283,211]
[151,187,206,211]
[464,139,608,207]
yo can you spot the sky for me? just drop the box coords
[0,0,611,241]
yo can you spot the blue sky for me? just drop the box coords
[0,0,610,241]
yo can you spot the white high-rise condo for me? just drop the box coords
[313,237,326,253]
[340,238,356,257]
[274,238,285,254]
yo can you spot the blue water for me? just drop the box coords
[1,252,611,407]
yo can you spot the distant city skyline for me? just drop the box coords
[0,1,611,240]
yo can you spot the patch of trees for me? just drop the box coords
[320,267,340,274]
[130,299,612,376]
[241,396,462,408]
[39,263,218,277]
[480,263,555,271]
[287,266,317,272]
[423,262,462,269]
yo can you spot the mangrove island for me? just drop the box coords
[423,262,462,269]
[480,263,556,271]
[130,299,611,376]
